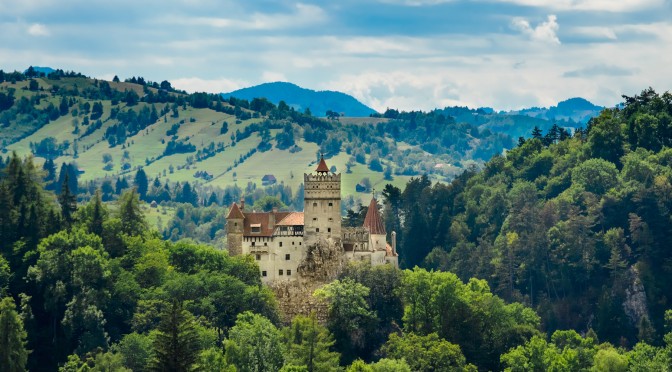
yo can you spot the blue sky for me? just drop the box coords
[1,0,670,111]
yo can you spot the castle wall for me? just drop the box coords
[303,173,341,247]
[243,235,305,283]
[226,218,243,256]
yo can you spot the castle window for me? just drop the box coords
[262,270,267,277]
[279,242,283,247]
[234,222,238,226]
[279,270,284,276]
[251,224,261,233]
[292,241,295,245]
[264,242,267,246]
[328,228,331,233]
[329,218,333,222]
[287,270,292,276]
[313,202,317,208]
[255,254,260,260]
[313,217,317,221]
[299,242,302,245]
[328,202,333,207]
[285,254,290,260]
[251,242,255,246]
[316,228,320,233]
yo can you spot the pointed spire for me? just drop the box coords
[227,202,245,219]
[315,153,329,174]
[363,196,386,235]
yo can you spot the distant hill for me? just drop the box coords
[222,82,377,117]
[25,66,56,76]
[508,97,604,124]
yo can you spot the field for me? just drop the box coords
[2,77,431,207]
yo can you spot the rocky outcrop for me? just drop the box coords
[270,280,329,324]
[622,266,649,327]
[297,237,347,282]
[270,238,348,324]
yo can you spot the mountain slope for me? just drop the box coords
[509,97,604,124]
[222,82,377,117]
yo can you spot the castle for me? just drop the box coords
[226,156,398,283]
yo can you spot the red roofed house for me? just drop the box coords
[227,155,398,283]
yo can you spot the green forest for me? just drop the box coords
[1,70,672,371]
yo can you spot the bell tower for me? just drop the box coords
[303,155,341,246]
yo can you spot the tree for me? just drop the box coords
[284,313,341,372]
[0,297,29,372]
[314,278,377,364]
[383,332,467,372]
[150,301,201,372]
[252,196,287,212]
[118,189,147,237]
[224,311,285,372]
[58,171,77,228]
[134,168,149,201]
[115,332,153,372]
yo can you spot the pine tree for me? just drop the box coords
[0,297,29,372]
[88,190,106,237]
[150,301,201,372]
[58,172,77,228]
[134,168,148,201]
[118,189,146,237]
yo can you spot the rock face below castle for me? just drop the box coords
[226,156,398,285]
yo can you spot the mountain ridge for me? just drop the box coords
[222,81,377,117]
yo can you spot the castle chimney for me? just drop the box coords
[392,231,397,256]
[240,197,245,211]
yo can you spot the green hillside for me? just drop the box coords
[0,70,514,207]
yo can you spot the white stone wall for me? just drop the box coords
[244,235,306,283]
[304,173,342,246]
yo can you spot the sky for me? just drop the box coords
[0,0,670,112]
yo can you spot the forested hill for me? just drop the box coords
[0,67,522,211]
[381,88,672,349]
[222,81,378,117]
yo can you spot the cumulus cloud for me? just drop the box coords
[494,0,665,12]
[570,26,617,40]
[511,15,560,44]
[160,3,326,31]
[171,77,248,93]
[563,64,637,77]
[27,23,49,36]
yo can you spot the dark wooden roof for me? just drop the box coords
[363,197,386,235]
[242,211,291,236]
[227,202,245,219]
[316,156,330,173]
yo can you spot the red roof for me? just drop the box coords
[227,203,245,219]
[363,197,386,235]
[242,211,291,236]
[277,212,304,226]
[316,156,330,173]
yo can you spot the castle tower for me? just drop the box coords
[226,202,245,256]
[363,196,387,252]
[304,155,341,246]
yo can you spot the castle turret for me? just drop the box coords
[363,196,386,252]
[304,155,341,246]
[226,202,245,256]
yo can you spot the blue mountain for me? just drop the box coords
[222,82,377,117]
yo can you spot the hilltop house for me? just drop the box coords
[227,156,397,283]
[261,174,277,186]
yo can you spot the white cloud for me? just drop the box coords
[570,26,617,40]
[493,0,666,12]
[27,23,49,36]
[160,3,326,31]
[171,77,248,93]
[261,71,288,82]
[511,15,560,44]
